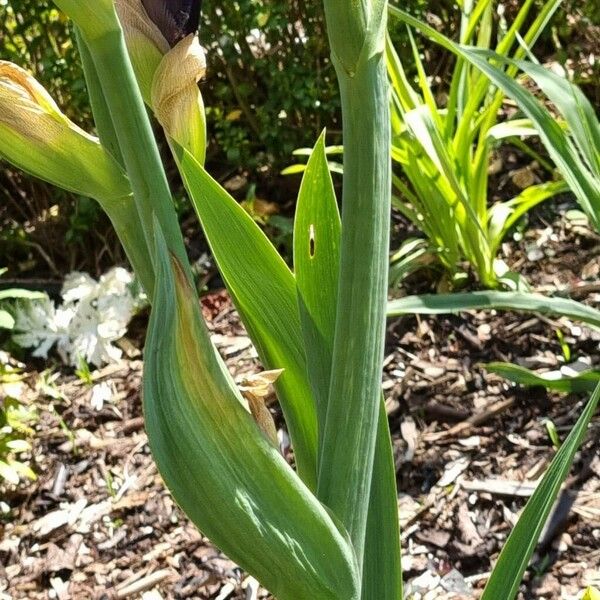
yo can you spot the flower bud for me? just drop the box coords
[151,35,207,164]
[0,61,129,203]
[141,0,202,48]
[115,0,207,164]
[115,0,170,102]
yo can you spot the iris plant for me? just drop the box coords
[0,1,597,598]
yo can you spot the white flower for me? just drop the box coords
[60,268,138,366]
[61,272,97,304]
[12,297,69,359]
[97,267,135,297]
[12,267,143,367]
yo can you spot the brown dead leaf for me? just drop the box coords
[239,369,283,446]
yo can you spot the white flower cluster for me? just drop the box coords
[12,268,144,367]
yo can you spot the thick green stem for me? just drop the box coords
[317,32,391,575]
[76,28,124,168]
[101,195,156,295]
[79,17,192,284]
[76,29,155,295]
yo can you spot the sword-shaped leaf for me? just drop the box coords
[294,131,341,432]
[388,291,600,330]
[481,383,600,599]
[144,224,359,600]
[178,138,401,597]
[177,148,318,488]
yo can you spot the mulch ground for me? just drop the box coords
[1,209,599,600]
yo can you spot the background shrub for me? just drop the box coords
[3,0,591,281]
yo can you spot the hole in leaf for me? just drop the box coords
[309,224,316,258]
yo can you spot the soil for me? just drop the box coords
[0,207,599,600]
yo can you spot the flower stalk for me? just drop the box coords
[318,0,393,578]
[54,0,193,283]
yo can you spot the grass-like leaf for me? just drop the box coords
[455,49,600,231]
[481,382,600,599]
[387,1,563,288]
[485,362,600,393]
[388,5,600,234]
[387,291,600,329]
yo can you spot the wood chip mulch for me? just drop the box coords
[1,213,599,600]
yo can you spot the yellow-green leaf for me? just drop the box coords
[583,587,600,600]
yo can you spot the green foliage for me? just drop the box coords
[0,0,89,124]
[144,226,359,600]
[387,0,565,289]
[0,0,371,173]
[0,395,38,485]
[198,0,341,170]
[388,2,600,283]
[481,382,600,599]
[179,148,319,485]
[0,1,126,276]
[180,138,401,595]
[75,356,94,386]
[452,50,600,232]
[0,0,424,278]
[201,0,433,173]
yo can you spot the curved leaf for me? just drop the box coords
[485,362,600,393]
[481,383,600,599]
[178,149,318,488]
[144,225,359,600]
[387,291,600,330]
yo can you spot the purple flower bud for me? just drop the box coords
[140,0,202,47]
